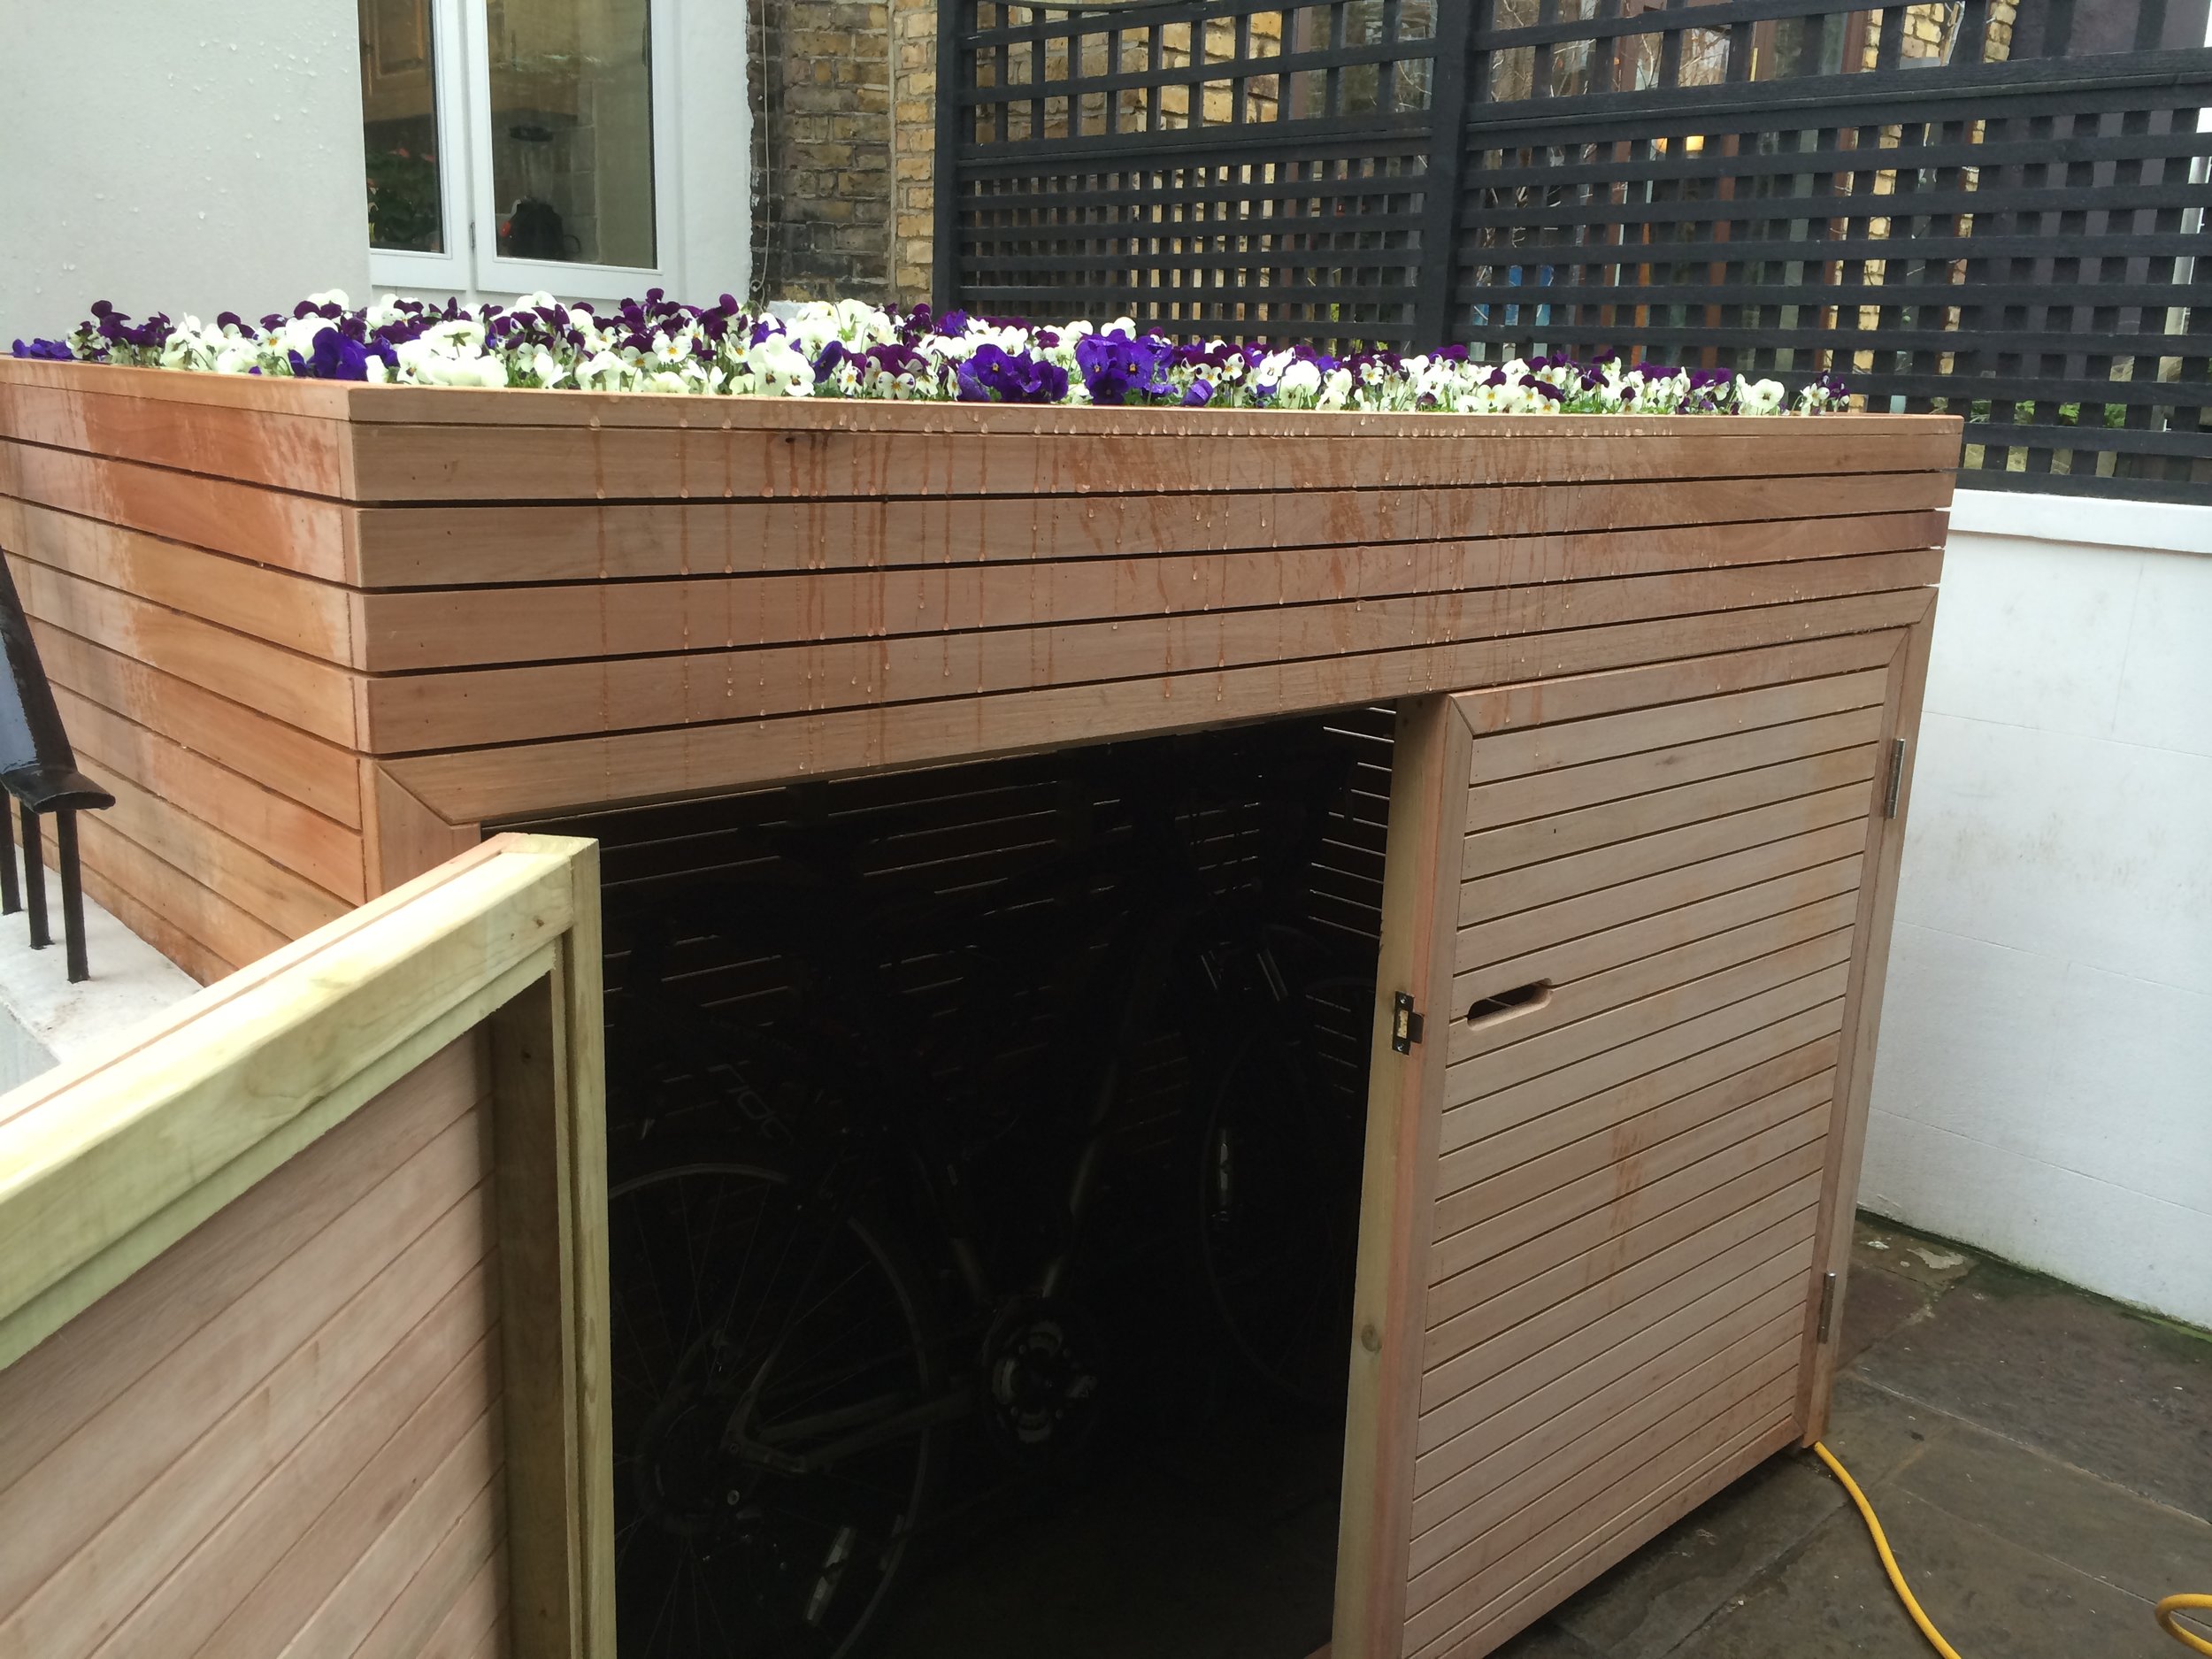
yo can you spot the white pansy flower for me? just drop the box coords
[1278,360,1324,401]
[27,285,1860,417]
[747,334,815,396]
[1738,378,1786,416]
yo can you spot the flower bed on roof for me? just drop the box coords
[11,289,1848,416]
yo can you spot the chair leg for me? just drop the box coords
[0,798,16,915]
[58,810,88,983]
[21,805,46,949]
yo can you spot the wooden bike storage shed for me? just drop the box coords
[0,358,1954,1659]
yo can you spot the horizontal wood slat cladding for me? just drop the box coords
[359,553,1940,753]
[0,1035,506,1659]
[356,509,1940,671]
[0,440,354,581]
[344,492,1945,594]
[341,423,1951,505]
[0,371,1938,1657]
[0,360,1949,1010]
[0,495,355,661]
[1372,631,1914,1659]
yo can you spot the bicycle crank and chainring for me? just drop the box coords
[979,1296,1103,1464]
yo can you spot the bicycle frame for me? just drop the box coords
[607,731,1371,1482]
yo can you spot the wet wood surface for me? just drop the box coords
[0,359,1956,983]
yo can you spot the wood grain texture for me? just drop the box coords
[367,764,482,898]
[1333,696,1475,1659]
[0,1041,502,1659]
[74,756,354,940]
[0,365,1950,981]
[55,685,365,903]
[387,589,1940,826]
[0,378,351,496]
[0,366,1948,1657]
[0,837,599,1659]
[73,810,294,974]
[350,491,1943,591]
[29,620,363,827]
[1359,633,1922,1659]
[0,440,352,580]
[341,419,1953,504]
[0,496,355,660]
[1796,605,1939,1441]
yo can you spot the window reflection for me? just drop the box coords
[358,0,446,252]
[487,0,657,268]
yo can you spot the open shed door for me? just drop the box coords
[1335,612,1934,1659]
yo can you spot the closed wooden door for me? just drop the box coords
[1335,612,1935,1659]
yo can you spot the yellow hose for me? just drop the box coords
[2158,1595,2212,1656]
[1812,1441,2211,1656]
[1810,1441,1965,1659]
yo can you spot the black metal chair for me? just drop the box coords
[0,557,113,982]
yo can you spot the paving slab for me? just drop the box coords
[1552,1453,1847,1659]
[1674,1486,2176,1658]
[1851,1258,2212,1518]
[1892,1415,2212,1609]
[1490,1618,1609,1656]
[1835,1263,1937,1371]
[1816,1374,1944,1487]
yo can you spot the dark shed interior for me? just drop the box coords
[522,710,1399,1657]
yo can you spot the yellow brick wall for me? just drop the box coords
[892,0,935,303]
[1863,0,2018,66]
[751,0,895,303]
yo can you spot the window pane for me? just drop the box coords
[487,0,657,269]
[359,0,446,252]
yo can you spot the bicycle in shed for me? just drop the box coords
[599,739,1378,1657]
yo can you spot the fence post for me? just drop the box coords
[933,0,968,313]
[1410,2,1479,349]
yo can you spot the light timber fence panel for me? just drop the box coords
[0,834,611,1659]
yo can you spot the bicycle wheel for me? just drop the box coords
[1197,975,1373,1410]
[609,1143,941,1659]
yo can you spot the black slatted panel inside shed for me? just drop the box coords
[513,711,1393,1203]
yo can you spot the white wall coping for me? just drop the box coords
[1951,487,2212,557]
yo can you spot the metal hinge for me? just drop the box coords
[1883,738,1908,818]
[1816,1271,1839,1342]
[1391,991,1424,1055]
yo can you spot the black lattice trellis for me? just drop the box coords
[938,0,2212,498]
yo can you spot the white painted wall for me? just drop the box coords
[0,0,749,341]
[1863,490,2212,1329]
[0,0,373,342]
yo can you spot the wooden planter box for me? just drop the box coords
[0,357,1955,1659]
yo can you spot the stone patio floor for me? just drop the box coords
[1501,1217,2212,1659]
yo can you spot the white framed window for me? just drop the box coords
[359,0,745,305]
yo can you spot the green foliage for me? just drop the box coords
[1961,398,2131,429]
[365,149,442,253]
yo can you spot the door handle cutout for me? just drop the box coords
[1467,980,1552,1028]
